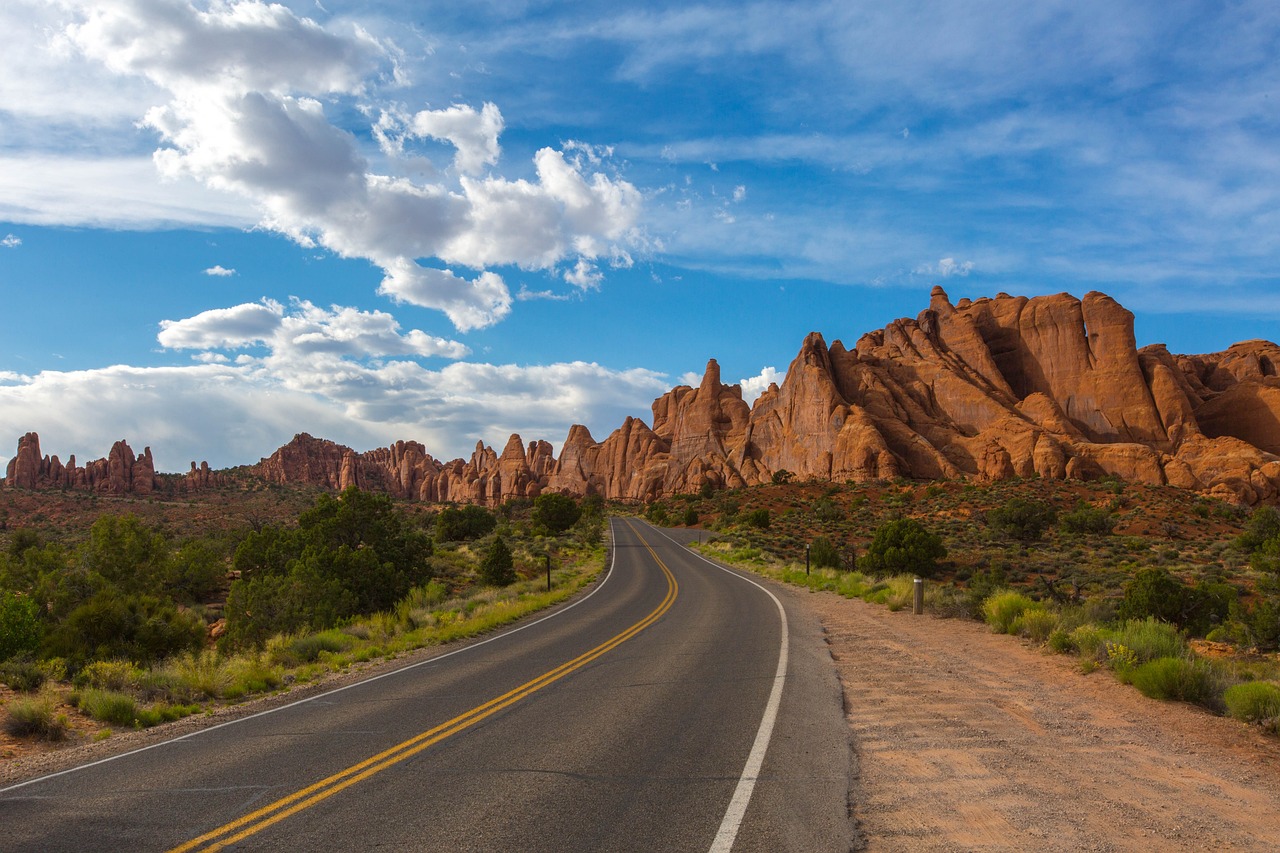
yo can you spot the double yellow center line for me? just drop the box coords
[170,525,677,853]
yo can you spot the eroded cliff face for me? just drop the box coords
[8,289,1280,504]
[530,287,1280,504]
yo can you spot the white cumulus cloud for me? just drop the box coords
[1,234,20,248]
[738,366,783,403]
[158,298,471,360]
[203,264,235,276]
[62,0,644,331]
[0,356,670,471]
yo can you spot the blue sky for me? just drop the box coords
[2,0,1279,472]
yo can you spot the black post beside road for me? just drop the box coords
[806,543,810,576]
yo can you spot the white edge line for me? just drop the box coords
[0,520,622,796]
[644,522,789,853]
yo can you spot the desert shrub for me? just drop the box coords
[0,591,42,662]
[161,650,232,700]
[771,469,794,485]
[1070,624,1110,661]
[73,659,142,691]
[221,657,283,700]
[744,508,771,529]
[682,507,699,527]
[1128,657,1226,709]
[1223,681,1280,723]
[271,631,351,666]
[77,689,139,726]
[1112,617,1186,662]
[864,576,916,611]
[1059,503,1115,535]
[813,499,844,523]
[531,493,581,535]
[133,703,199,728]
[984,591,1039,634]
[860,519,946,578]
[1047,629,1076,654]
[4,693,68,740]
[987,498,1057,542]
[809,537,842,570]
[479,537,516,586]
[76,689,196,728]
[1012,608,1059,643]
[0,656,46,692]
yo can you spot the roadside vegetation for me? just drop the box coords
[0,488,606,752]
[652,476,1280,737]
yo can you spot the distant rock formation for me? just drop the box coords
[3,432,225,495]
[7,288,1280,504]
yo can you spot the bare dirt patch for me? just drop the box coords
[807,591,1280,852]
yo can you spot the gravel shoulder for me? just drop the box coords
[804,590,1280,852]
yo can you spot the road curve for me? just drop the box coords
[1,519,855,852]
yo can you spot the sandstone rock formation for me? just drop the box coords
[8,288,1280,504]
[2,433,169,494]
[3,433,227,495]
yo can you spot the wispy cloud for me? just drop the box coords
[914,258,974,278]
[203,264,235,276]
[1,234,20,248]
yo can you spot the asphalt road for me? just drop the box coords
[1,519,855,852]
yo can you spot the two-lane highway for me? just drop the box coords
[1,519,855,852]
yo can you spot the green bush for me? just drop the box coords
[1128,657,1226,709]
[1118,567,1234,636]
[0,591,42,662]
[479,537,516,586]
[744,508,771,529]
[983,591,1039,634]
[987,498,1057,542]
[47,592,206,666]
[4,693,68,740]
[860,519,946,578]
[809,537,842,570]
[1238,505,1280,553]
[434,504,497,542]
[1223,681,1280,723]
[1059,502,1115,535]
[532,493,581,535]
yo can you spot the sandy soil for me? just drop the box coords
[806,591,1280,852]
